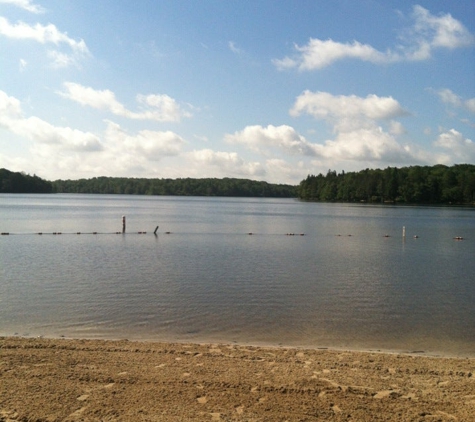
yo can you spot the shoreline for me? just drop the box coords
[3,332,475,359]
[2,336,474,421]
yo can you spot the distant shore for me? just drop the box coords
[2,336,474,421]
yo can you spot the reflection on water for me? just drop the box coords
[1,194,474,356]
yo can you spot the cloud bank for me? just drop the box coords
[226,92,422,167]
[0,90,190,176]
[0,90,101,152]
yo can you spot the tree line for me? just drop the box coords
[0,168,53,193]
[52,176,298,197]
[2,165,474,204]
[298,164,475,204]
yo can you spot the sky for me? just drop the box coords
[0,0,474,184]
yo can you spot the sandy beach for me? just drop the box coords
[1,337,474,421]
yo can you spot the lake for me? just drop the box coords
[1,194,474,357]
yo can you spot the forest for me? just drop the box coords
[52,176,297,197]
[298,164,475,204]
[0,168,53,193]
[2,165,474,204]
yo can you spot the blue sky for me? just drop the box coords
[0,0,474,184]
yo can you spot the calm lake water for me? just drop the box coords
[1,194,474,356]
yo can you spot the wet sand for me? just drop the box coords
[1,337,474,421]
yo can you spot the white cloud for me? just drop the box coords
[0,16,89,67]
[290,91,408,122]
[60,83,128,114]
[187,149,265,178]
[436,88,475,115]
[0,89,22,118]
[289,91,425,164]
[265,158,310,184]
[225,124,319,157]
[274,5,474,70]
[0,17,88,52]
[273,39,395,70]
[434,129,475,162]
[136,93,192,122]
[225,92,423,168]
[19,58,27,71]
[0,0,44,14]
[0,90,101,151]
[28,120,188,179]
[225,122,420,169]
[412,5,474,49]
[389,120,406,135]
[466,99,475,114]
[228,41,242,54]
[104,121,185,160]
[47,50,77,68]
[60,82,192,122]
[315,127,414,162]
[436,88,463,107]
[0,90,189,178]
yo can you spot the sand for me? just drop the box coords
[1,337,474,421]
